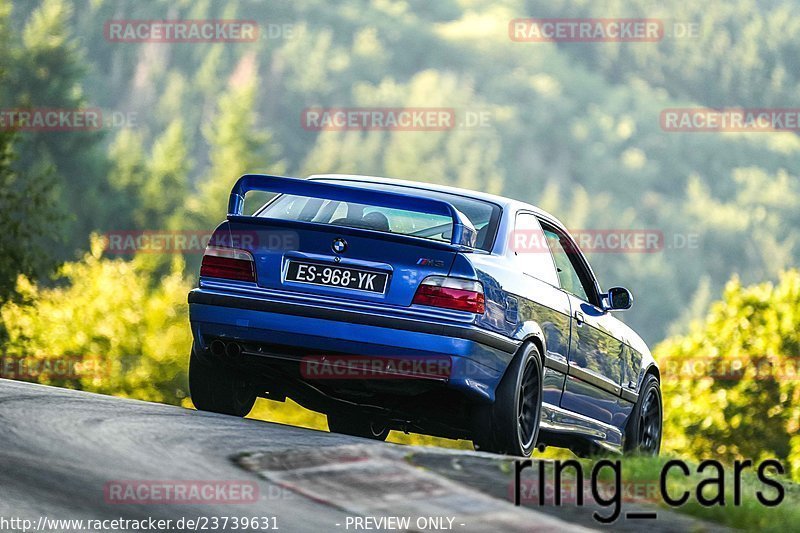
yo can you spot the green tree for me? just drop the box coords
[0,131,58,303]
[0,3,60,302]
[3,0,110,259]
[106,119,191,230]
[655,271,800,480]
[184,74,284,230]
[105,128,146,231]
[0,235,193,404]
[301,70,505,194]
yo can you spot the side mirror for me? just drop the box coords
[605,287,633,311]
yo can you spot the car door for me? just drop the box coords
[510,212,572,408]
[539,222,628,427]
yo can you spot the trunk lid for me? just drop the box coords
[218,174,479,307]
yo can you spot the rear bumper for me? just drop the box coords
[188,287,519,402]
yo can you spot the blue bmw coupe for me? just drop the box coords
[188,174,662,457]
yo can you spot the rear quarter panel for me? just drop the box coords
[457,252,572,407]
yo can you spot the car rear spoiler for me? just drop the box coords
[227,174,478,248]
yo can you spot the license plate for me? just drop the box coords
[285,261,389,293]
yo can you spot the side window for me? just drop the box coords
[542,226,597,305]
[513,213,559,286]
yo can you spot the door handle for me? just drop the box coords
[574,310,585,326]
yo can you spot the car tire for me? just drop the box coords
[327,413,390,441]
[189,343,258,417]
[472,342,543,456]
[624,373,662,454]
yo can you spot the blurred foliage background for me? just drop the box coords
[0,0,798,479]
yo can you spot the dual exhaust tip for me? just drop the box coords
[209,339,242,359]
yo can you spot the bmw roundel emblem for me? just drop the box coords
[332,238,347,254]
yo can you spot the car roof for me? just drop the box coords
[308,173,561,224]
[308,174,647,352]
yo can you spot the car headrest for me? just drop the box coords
[361,211,390,232]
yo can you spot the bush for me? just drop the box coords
[655,270,800,480]
[0,235,193,405]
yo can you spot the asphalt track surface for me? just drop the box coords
[0,379,725,532]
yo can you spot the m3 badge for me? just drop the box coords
[417,258,445,267]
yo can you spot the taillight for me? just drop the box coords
[200,246,256,282]
[412,276,485,314]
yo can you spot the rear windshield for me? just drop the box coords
[256,180,501,251]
